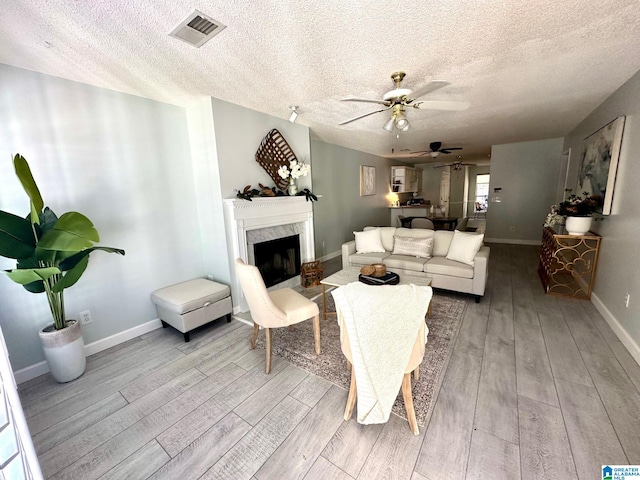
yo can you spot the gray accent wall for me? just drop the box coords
[485,138,564,243]
[563,69,640,355]
[311,140,396,259]
[0,64,204,371]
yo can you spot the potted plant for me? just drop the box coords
[0,154,124,382]
[544,189,599,235]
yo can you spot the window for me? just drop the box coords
[475,174,490,213]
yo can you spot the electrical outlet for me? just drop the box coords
[206,274,214,281]
[625,293,630,308]
[79,310,93,325]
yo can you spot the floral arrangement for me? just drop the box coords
[277,159,310,182]
[544,190,600,227]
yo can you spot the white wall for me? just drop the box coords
[0,64,204,371]
[485,138,564,243]
[563,69,640,355]
[311,141,396,259]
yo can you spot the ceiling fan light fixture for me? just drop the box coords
[383,115,396,132]
[395,117,410,131]
[430,151,441,158]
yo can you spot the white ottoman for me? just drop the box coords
[151,278,232,342]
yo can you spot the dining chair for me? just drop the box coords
[234,258,321,373]
[411,217,435,230]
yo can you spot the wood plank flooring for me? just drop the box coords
[19,245,640,479]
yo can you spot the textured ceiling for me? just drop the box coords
[1,0,640,163]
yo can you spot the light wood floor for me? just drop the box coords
[19,244,640,479]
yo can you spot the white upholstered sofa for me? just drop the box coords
[342,226,490,302]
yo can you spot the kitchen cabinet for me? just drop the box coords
[391,166,421,193]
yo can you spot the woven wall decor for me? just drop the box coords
[255,128,297,191]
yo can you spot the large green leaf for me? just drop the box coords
[38,207,58,235]
[59,245,125,271]
[23,280,45,293]
[13,154,44,213]
[52,256,88,292]
[38,212,99,251]
[0,210,36,259]
[5,267,60,285]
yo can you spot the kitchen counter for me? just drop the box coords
[389,205,430,209]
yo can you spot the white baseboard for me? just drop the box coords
[484,238,541,246]
[317,250,341,262]
[83,318,162,357]
[14,318,163,384]
[14,361,49,385]
[591,293,640,366]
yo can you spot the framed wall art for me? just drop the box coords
[577,116,625,215]
[360,165,376,196]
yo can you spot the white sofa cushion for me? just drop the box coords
[364,226,397,251]
[392,236,434,259]
[446,230,485,266]
[349,251,391,265]
[385,255,429,272]
[432,230,455,257]
[425,257,474,279]
[354,228,385,253]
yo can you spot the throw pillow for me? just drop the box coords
[392,236,434,259]
[446,230,484,266]
[354,228,385,253]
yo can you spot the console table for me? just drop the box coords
[537,227,601,299]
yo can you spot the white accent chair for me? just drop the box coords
[234,258,321,373]
[336,296,428,435]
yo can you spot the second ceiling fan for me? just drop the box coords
[339,72,469,132]
[412,141,463,158]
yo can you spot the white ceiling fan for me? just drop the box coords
[339,72,469,132]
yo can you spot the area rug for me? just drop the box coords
[254,284,467,427]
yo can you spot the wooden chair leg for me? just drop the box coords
[265,328,272,374]
[344,365,357,421]
[312,314,321,354]
[413,366,420,381]
[402,373,419,435]
[250,322,259,349]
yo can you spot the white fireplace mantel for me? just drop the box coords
[224,196,315,311]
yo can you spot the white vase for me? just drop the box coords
[287,178,298,196]
[565,216,592,235]
[39,320,86,383]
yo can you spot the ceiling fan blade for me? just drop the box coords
[339,106,392,125]
[407,80,449,101]
[412,100,470,111]
[341,97,390,106]
[444,147,463,151]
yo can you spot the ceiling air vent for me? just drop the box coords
[169,10,226,48]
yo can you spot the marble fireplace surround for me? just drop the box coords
[224,197,315,312]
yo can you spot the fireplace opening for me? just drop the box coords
[253,234,301,288]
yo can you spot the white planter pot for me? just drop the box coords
[565,216,592,236]
[38,320,86,383]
